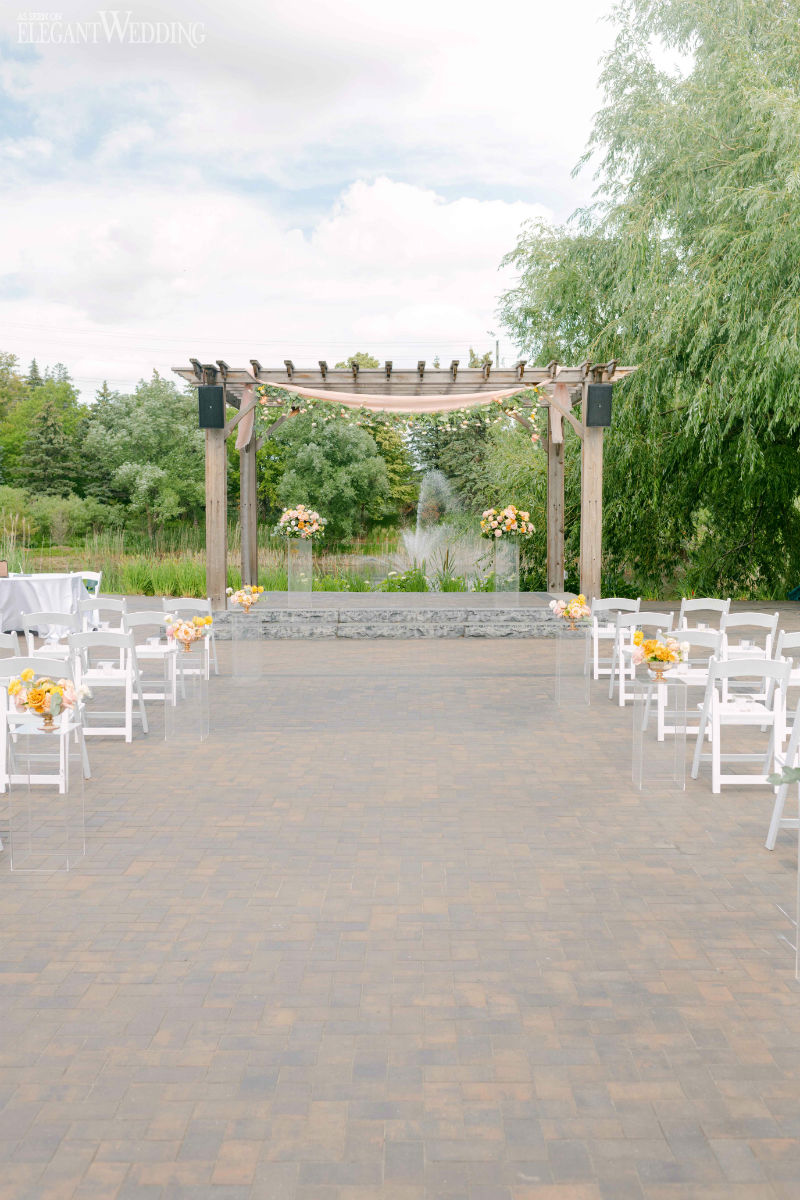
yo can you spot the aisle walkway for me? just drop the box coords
[1,640,799,1199]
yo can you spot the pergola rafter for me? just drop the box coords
[173,359,637,609]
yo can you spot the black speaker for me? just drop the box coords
[198,385,225,429]
[585,383,613,427]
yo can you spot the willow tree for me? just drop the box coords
[500,0,800,597]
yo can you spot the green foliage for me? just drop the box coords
[499,0,800,598]
[334,352,380,369]
[467,348,493,368]
[18,400,78,496]
[376,566,429,592]
[362,420,418,517]
[82,371,205,534]
[0,372,86,483]
[275,413,392,542]
[0,353,29,422]
[0,485,121,545]
[27,359,43,388]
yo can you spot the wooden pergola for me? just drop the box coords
[172,359,636,609]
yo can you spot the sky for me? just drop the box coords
[0,0,619,398]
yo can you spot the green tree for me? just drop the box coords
[0,352,29,421]
[27,359,43,388]
[334,352,380,369]
[17,400,78,496]
[275,414,391,542]
[83,371,205,534]
[0,371,86,485]
[363,421,418,518]
[467,348,493,369]
[499,0,800,597]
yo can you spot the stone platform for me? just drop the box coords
[214,591,558,639]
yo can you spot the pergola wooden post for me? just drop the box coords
[176,360,634,610]
[204,425,227,611]
[546,408,565,592]
[239,435,258,587]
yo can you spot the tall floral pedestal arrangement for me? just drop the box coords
[480,505,534,605]
[227,585,265,677]
[274,505,327,607]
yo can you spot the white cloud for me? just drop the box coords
[0,176,550,392]
[0,0,619,393]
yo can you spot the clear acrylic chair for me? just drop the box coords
[691,657,791,793]
[68,631,148,742]
[677,597,731,632]
[161,596,218,677]
[590,597,641,680]
[609,611,675,706]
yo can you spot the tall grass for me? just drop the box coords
[0,512,32,573]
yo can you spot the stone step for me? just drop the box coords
[213,606,561,638]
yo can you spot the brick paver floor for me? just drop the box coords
[2,638,800,1199]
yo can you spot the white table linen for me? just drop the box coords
[0,573,91,638]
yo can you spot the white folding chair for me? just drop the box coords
[0,655,91,794]
[79,593,127,632]
[691,658,791,793]
[590,597,641,680]
[22,611,81,659]
[80,571,103,597]
[0,633,21,659]
[123,611,178,704]
[161,596,218,677]
[653,629,725,739]
[722,612,779,661]
[677,597,731,632]
[765,699,800,850]
[609,611,675,706]
[68,631,148,742]
[773,630,800,733]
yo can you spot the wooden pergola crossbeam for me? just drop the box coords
[173,360,636,608]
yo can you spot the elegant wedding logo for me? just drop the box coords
[17,10,206,47]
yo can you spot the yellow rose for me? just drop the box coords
[633,630,643,646]
[20,668,35,682]
[8,678,21,696]
[27,687,47,713]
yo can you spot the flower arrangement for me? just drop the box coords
[479,505,535,539]
[273,504,326,541]
[631,633,689,678]
[549,594,592,626]
[166,614,213,651]
[226,585,264,613]
[8,668,79,728]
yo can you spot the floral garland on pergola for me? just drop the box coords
[254,383,545,443]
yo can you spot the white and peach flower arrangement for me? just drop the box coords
[226,584,264,613]
[165,614,213,651]
[273,504,326,541]
[7,669,81,728]
[549,594,592,625]
[479,505,535,539]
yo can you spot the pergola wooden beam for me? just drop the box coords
[174,360,637,609]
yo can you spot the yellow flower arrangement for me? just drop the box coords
[7,674,78,719]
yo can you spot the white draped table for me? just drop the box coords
[0,573,91,637]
